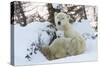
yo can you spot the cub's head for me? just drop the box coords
[54,12,70,30]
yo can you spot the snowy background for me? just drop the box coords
[11,2,98,66]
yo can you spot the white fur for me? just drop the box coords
[56,30,64,38]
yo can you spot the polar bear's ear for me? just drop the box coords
[54,12,58,16]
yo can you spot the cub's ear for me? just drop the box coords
[54,12,58,16]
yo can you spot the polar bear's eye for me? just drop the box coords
[58,21,61,25]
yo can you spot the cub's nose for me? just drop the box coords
[58,21,61,25]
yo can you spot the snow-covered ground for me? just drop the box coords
[14,20,97,66]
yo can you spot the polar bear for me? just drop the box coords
[41,37,85,60]
[54,12,86,54]
[41,12,86,60]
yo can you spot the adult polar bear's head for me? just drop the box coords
[54,12,71,31]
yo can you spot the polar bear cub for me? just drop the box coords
[54,12,86,52]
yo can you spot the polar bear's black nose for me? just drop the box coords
[58,21,61,25]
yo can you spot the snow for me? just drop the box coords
[14,20,97,66]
